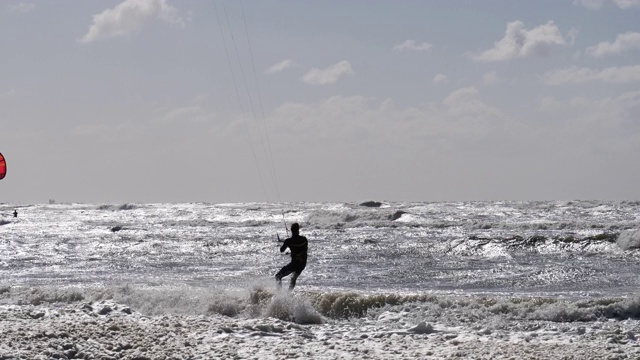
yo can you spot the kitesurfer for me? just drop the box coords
[275,223,308,290]
[13,210,17,218]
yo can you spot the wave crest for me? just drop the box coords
[617,230,640,250]
[309,292,437,318]
[7,285,640,325]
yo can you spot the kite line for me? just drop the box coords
[213,0,289,237]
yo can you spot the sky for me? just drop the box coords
[1,0,640,204]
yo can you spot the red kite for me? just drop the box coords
[0,152,5,179]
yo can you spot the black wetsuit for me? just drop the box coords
[275,234,308,289]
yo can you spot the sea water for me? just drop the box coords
[2,201,640,358]
[2,201,640,293]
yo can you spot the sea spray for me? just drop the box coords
[310,292,439,319]
[264,290,323,324]
[617,230,640,250]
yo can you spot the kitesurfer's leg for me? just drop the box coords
[275,263,295,288]
[289,271,300,290]
[288,262,306,290]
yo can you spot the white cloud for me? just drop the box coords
[567,28,579,46]
[7,2,35,13]
[573,0,607,8]
[474,21,566,62]
[191,93,209,104]
[592,91,640,119]
[483,71,501,84]
[574,0,640,8]
[268,88,512,163]
[154,95,216,124]
[443,87,504,121]
[394,40,432,52]
[546,91,640,139]
[534,90,640,169]
[266,59,296,74]
[543,64,640,85]
[78,0,185,44]
[613,0,640,8]
[72,123,109,137]
[433,74,448,84]
[1,89,16,98]
[158,106,214,123]
[302,61,354,85]
[587,32,640,57]
[539,96,562,111]
[262,89,640,200]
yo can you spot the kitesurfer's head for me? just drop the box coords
[290,223,299,235]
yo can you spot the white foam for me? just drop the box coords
[264,291,324,324]
[617,230,640,250]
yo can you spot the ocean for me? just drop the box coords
[1,201,640,359]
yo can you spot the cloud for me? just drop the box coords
[442,87,505,122]
[592,90,640,117]
[543,64,640,85]
[72,123,109,137]
[473,21,566,62]
[540,90,640,143]
[535,91,640,175]
[262,89,640,200]
[587,32,640,57]
[433,74,448,84]
[302,61,354,85]
[7,2,35,13]
[394,40,432,52]
[574,0,640,8]
[574,0,607,8]
[483,71,501,84]
[153,95,216,124]
[567,28,579,46]
[1,89,16,98]
[613,0,640,7]
[271,91,502,146]
[158,106,215,124]
[78,0,185,44]
[265,89,515,184]
[266,59,296,74]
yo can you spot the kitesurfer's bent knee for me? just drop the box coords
[275,261,306,289]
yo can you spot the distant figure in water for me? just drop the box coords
[13,210,17,218]
[275,223,308,290]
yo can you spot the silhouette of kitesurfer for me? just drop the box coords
[13,210,17,218]
[275,223,308,290]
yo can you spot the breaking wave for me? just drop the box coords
[96,203,139,211]
[445,232,622,255]
[5,285,640,325]
[306,208,408,228]
[617,230,640,250]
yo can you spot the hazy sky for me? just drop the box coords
[1,0,640,203]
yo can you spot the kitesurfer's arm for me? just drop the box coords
[280,238,290,253]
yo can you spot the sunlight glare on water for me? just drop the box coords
[0,201,640,296]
